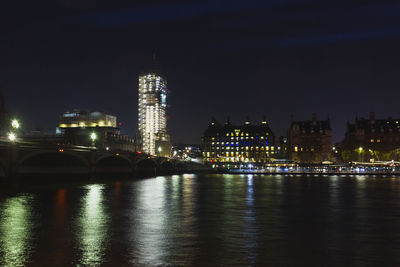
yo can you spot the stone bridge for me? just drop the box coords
[0,141,208,179]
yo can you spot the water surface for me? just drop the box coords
[1,174,400,266]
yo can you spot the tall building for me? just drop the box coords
[138,73,170,156]
[287,113,332,163]
[203,116,276,166]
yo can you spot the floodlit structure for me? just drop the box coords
[138,73,170,156]
[59,110,117,128]
[57,110,135,151]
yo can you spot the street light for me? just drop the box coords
[8,132,16,142]
[11,119,20,129]
[90,132,97,147]
[358,147,363,162]
[158,146,162,156]
[90,132,97,141]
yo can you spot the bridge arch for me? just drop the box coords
[96,154,133,166]
[95,155,133,173]
[19,150,90,174]
[136,158,158,168]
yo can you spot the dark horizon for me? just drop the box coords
[1,0,400,144]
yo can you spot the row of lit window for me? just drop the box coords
[211,135,268,140]
[205,151,273,157]
[59,121,113,128]
[207,146,274,150]
[210,141,269,145]
[370,137,400,142]
[370,139,381,143]
[210,137,269,142]
[293,146,316,152]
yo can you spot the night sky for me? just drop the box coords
[1,0,400,144]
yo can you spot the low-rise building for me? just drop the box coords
[341,112,400,162]
[58,110,135,152]
[203,116,276,166]
[288,114,332,163]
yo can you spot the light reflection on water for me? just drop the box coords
[0,174,400,266]
[75,184,109,266]
[0,195,35,267]
[131,177,169,266]
[244,175,257,264]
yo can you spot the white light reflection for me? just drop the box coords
[244,175,257,264]
[131,177,168,266]
[77,184,109,266]
[0,195,35,267]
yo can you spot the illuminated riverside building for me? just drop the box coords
[287,114,332,163]
[138,73,170,156]
[59,110,116,128]
[58,110,135,151]
[341,112,400,162]
[202,117,276,166]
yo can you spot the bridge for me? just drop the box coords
[0,139,209,180]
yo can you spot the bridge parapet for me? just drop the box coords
[0,142,208,179]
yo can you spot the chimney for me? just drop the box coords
[210,116,217,126]
[370,112,375,123]
[261,115,267,124]
[312,113,317,125]
[290,115,294,124]
[225,116,231,125]
[244,116,250,125]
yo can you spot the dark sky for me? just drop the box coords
[1,0,400,144]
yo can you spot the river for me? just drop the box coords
[0,174,400,266]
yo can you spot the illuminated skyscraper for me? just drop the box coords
[138,73,170,156]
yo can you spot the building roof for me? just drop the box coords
[347,117,400,134]
[290,119,331,135]
[204,118,274,137]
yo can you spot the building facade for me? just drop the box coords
[288,114,332,163]
[341,112,400,162]
[203,117,276,166]
[59,110,117,128]
[138,73,170,156]
[58,110,135,151]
